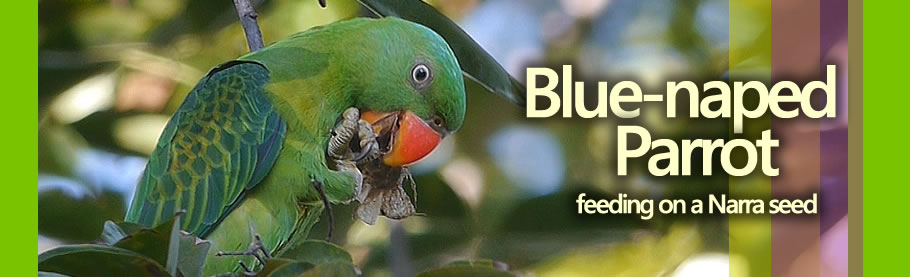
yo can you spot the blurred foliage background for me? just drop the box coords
[39,0,737,275]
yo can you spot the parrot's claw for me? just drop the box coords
[311,177,334,242]
[237,261,255,276]
[327,107,379,205]
[354,118,381,163]
[328,108,381,163]
[327,108,360,161]
[215,226,271,275]
[353,142,375,162]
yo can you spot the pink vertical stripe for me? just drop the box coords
[770,0,821,276]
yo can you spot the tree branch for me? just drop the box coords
[232,0,265,52]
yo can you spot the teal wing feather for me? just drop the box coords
[125,61,287,237]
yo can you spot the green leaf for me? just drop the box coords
[418,260,514,277]
[256,258,315,277]
[164,213,182,276]
[278,240,353,265]
[111,217,176,269]
[357,0,526,106]
[298,261,358,277]
[38,244,170,277]
[269,240,358,277]
[176,231,211,277]
[110,212,183,276]
[99,221,146,245]
[98,216,210,277]
[99,221,128,245]
[444,259,505,268]
[39,188,126,242]
[38,272,71,277]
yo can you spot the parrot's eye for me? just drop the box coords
[410,64,432,89]
[431,116,445,130]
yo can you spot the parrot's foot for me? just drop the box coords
[311,177,334,242]
[327,107,380,204]
[328,107,381,163]
[215,227,271,276]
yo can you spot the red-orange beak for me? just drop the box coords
[361,110,443,167]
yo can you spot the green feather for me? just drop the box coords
[125,60,286,237]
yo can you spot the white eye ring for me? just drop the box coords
[411,64,431,84]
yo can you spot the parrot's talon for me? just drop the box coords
[238,261,254,276]
[327,108,361,161]
[352,141,376,162]
[355,118,381,163]
[328,107,381,164]
[215,226,272,275]
[311,177,334,242]
[325,107,376,205]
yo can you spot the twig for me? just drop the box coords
[232,0,265,52]
[311,177,334,242]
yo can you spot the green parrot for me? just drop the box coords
[124,17,466,275]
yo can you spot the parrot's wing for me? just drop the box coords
[125,61,286,237]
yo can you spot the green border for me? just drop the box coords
[12,0,37,275]
[863,0,909,275]
[18,0,892,275]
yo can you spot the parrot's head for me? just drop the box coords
[343,18,466,167]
